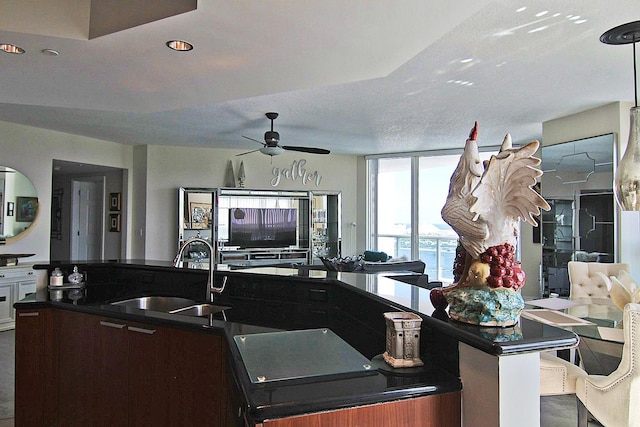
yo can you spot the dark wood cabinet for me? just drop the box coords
[15,308,57,427]
[15,306,459,427]
[29,309,226,427]
[57,310,129,426]
[262,392,461,427]
[164,326,226,425]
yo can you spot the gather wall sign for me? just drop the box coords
[271,159,323,187]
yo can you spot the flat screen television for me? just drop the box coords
[228,207,298,248]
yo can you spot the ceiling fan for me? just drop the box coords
[237,112,330,157]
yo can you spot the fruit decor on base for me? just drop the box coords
[439,122,550,327]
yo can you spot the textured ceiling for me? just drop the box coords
[1,0,639,156]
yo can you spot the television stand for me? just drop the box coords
[219,248,310,267]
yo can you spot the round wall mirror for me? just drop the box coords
[0,166,39,244]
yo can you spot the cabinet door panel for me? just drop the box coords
[166,328,226,425]
[58,310,128,427]
[96,317,129,426]
[0,284,13,324]
[15,309,57,427]
[18,279,37,300]
[127,321,171,426]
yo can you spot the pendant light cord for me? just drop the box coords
[634,38,638,107]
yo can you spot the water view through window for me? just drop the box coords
[371,151,495,283]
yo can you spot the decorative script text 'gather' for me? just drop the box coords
[271,159,322,187]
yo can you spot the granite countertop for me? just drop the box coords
[30,261,580,355]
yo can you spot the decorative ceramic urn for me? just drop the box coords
[440,122,550,327]
[382,312,424,368]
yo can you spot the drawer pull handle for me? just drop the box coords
[99,321,126,329]
[18,312,39,317]
[0,296,5,302]
[128,326,156,335]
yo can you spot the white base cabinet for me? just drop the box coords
[0,266,36,331]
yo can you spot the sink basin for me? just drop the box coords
[111,296,197,312]
[169,304,231,317]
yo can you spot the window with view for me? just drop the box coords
[368,150,495,283]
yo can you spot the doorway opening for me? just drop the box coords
[71,177,105,261]
[50,160,126,261]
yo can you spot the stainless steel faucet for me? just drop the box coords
[173,237,227,302]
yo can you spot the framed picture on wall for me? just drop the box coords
[109,213,121,232]
[110,193,121,211]
[16,197,37,222]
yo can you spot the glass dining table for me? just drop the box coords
[524,297,624,375]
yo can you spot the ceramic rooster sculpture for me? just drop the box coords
[440,122,550,326]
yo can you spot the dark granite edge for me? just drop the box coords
[248,384,461,421]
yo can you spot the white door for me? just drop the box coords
[71,178,104,261]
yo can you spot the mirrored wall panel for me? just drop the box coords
[539,134,615,296]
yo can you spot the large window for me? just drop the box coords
[368,150,495,283]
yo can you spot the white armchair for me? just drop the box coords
[575,302,640,427]
[568,261,630,300]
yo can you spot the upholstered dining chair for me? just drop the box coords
[568,261,630,300]
[540,351,586,396]
[574,302,640,427]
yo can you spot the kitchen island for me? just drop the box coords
[14,261,578,426]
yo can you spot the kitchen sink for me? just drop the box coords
[169,304,231,317]
[111,296,198,313]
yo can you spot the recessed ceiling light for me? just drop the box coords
[0,43,25,54]
[166,40,193,51]
[41,49,59,56]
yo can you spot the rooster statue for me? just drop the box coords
[439,122,550,326]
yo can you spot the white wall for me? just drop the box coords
[143,145,359,261]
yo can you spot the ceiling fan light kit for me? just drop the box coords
[238,112,330,157]
[260,146,285,156]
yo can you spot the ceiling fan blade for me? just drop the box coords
[282,146,330,155]
[242,135,266,146]
[236,148,261,156]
